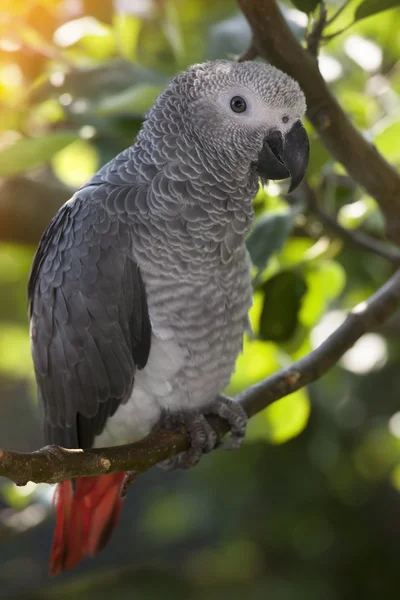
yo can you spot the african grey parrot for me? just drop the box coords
[28,60,309,574]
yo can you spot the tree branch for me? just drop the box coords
[237,0,400,245]
[301,181,400,265]
[306,2,327,58]
[2,267,400,486]
[237,42,258,62]
[2,0,400,492]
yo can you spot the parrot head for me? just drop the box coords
[166,60,309,193]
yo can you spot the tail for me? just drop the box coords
[50,472,126,576]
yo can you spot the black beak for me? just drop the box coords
[255,121,310,193]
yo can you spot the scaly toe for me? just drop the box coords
[120,470,138,499]
[156,410,218,470]
[207,395,248,450]
[176,412,218,469]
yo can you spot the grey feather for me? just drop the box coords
[28,192,151,448]
[29,60,307,450]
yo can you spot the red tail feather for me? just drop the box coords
[49,473,126,576]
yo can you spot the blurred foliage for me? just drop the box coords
[1,0,400,598]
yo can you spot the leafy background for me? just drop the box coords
[1,0,400,598]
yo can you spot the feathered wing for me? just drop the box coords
[28,187,152,574]
[28,188,151,449]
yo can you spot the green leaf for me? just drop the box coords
[163,0,186,66]
[306,137,331,178]
[390,463,400,492]
[78,33,116,60]
[355,0,400,22]
[259,271,307,342]
[299,261,346,328]
[52,139,99,187]
[246,212,296,274]
[0,132,78,177]
[113,13,142,60]
[1,481,37,510]
[337,196,379,229]
[374,120,400,163]
[54,17,116,59]
[226,339,281,396]
[278,238,315,268]
[340,91,379,129]
[262,388,310,444]
[93,84,164,117]
[0,324,33,379]
[291,0,321,14]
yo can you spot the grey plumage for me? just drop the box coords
[28,60,308,450]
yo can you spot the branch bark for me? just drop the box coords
[2,267,400,486]
[306,2,327,57]
[237,42,258,62]
[237,0,400,245]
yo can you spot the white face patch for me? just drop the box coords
[215,86,302,135]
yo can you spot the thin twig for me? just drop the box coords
[237,42,258,62]
[325,0,351,26]
[321,21,355,43]
[2,267,400,486]
[301,181,400,265]
[307,2,328,58]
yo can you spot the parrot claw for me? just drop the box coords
[120,470,138,499]
[157,411,218,470]
[208,395,248,450]
[40,444,67,461]
[157,397,247,470]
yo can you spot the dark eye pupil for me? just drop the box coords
[230,96,246,113]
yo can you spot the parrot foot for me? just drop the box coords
[208,395,248,450]
[158,411,218,470]
[40,444,67,461]
[120,470,138,499]
[157,397,247,470]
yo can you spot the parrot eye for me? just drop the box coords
[230,96,247,113]
[282,115,289,124]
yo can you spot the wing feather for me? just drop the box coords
[29,189,151,448]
